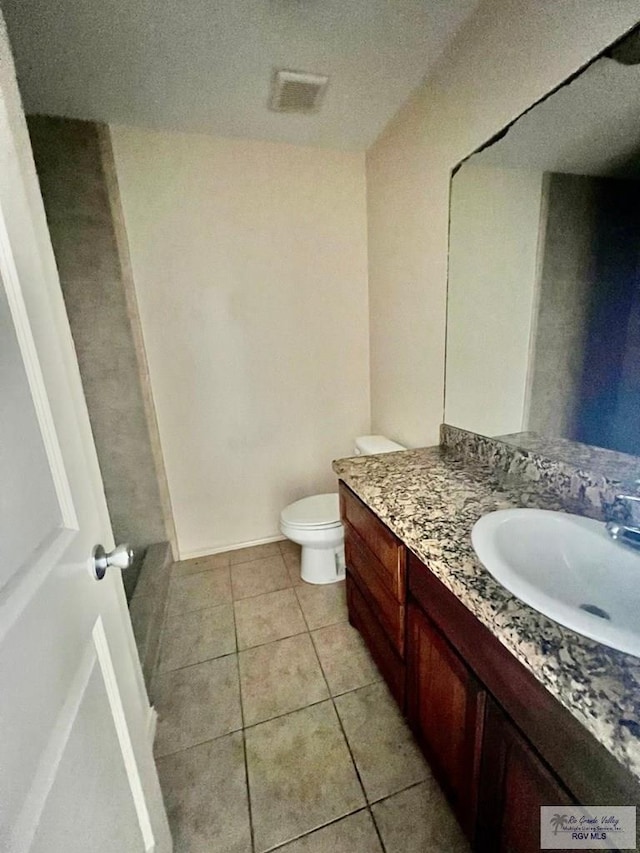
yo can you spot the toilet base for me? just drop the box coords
[301,543,346,585]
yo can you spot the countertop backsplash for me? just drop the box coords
[441,424,640,523]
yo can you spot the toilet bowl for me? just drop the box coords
[280,436,405,585]
[280,493,345,585]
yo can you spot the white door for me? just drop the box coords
[0,17,171,853]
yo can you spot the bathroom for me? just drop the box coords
[1,1,640,852]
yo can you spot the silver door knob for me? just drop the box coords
[92,543,134,580]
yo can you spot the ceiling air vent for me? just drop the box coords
[269,69,329,114]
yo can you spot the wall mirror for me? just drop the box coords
[444,27,640,460]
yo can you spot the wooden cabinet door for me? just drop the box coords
[346,574,405,708]
[406,602,485,839]
[477,697,576,853]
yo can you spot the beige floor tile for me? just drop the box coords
[230,541,282,565]
[157,732,251,853]
[371,780,469,853]
[159,604,236,672]
[154,656,242,757]
[173,551,230,577]
[312,622,381,696]
[235,588,307,650]
[246,701,365,852]
[295,582,348,630]
[168,566,232,616]
[282,547,304,585]
[288,567,304,587]
[239,633,328,726]
[334,682,428,802]
[274,810,383,852]
[231,554,291,600]
[279,539,300,557]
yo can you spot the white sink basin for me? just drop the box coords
[471,509,640,657]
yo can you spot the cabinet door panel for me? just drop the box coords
[340,484,405,598]
[407,602,485,839]
[346,523,405,655]
[346,574,405,708]
[477,697,575,853]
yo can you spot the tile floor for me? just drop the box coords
[153,539,470,853]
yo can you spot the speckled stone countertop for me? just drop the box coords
[333,445,640,783]
[497,431,640,488]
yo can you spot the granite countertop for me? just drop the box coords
[333,446,640,782]
[496,431,640,488]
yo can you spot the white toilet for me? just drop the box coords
[280,435,405,585]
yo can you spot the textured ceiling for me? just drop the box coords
[3,0,480,149]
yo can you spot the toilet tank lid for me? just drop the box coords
[355,435,405,455]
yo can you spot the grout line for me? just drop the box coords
[234,647,386,733]
[306,620,371,812]
[163,600,234,629]
[234,590,332,732]
[331,693,370,806]
[368,778,438,853]
[243,726,256,853]
[170,575,297,620]
[154,721,429,804]
[307,628,332,693]
[156,647,238,677]
[165,593,233,612]
[231,583,256,853]
[241,695,332,733]
[158,619,350,679]
[232,578,295,603]
[307,646,381,699]
[171,563,231,580]
[159,583,349,678]
[368,804,387,853]
[236,626,310,655]
[265,807,371,852]
[369,777,430,807]
[294,587,312,634]
[154,725,245,761]
[168,557,306,623]
[306,607,422,849]
[230,608,244,731]
[172,544,294,581]
[165,598,234,618]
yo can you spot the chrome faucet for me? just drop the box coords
[606,494,640,549]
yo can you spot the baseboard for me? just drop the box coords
[147,705,158,745]
[179,534,286,561]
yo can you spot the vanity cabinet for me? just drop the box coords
[406,602,485,838]
[339,482,640,851]
[477,698,575,853]
[340,485,406,708]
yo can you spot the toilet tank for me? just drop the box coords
[354,435,405,455]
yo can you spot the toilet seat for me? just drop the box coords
[279,436,403,585]
[280,493,341,530]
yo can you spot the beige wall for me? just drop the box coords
[110,128,369,557]
[367,0,640,448]
[445,164,543,436]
